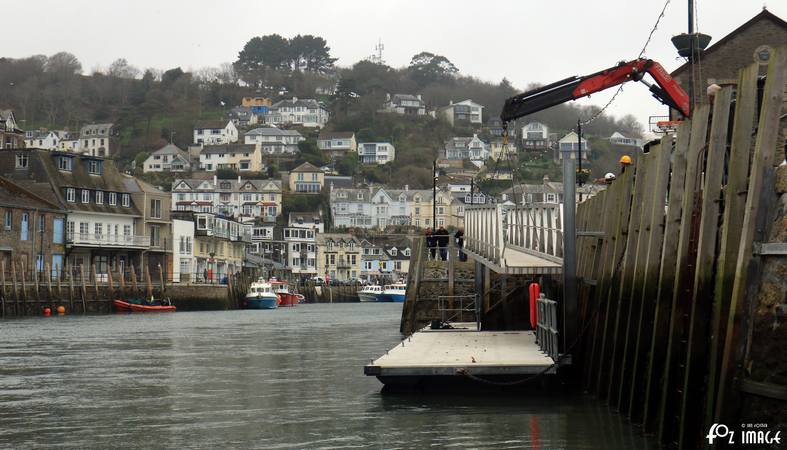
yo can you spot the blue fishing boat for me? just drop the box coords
[358,285,383,302]
[245,279,279,309]
[379,283,407,303]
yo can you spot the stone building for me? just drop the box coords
[671,9,787,113]
[0,176,67,276]
[316,233,362,281]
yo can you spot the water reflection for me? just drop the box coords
[0,304,653,448]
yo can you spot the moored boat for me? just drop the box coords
[113,298,176,313]
[379,283,407,303]
[358,285,383,302]
[245,279,279,309]
[270,279,299,307]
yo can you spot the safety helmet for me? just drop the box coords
[619,155,633,165]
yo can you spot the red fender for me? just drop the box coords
[529,283,540,329]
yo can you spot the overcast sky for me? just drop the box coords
[8,0,787,129]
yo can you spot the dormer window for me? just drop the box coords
[109,192,117,206]
[58,156,72,171]
[96,191,103,205]
[15,153,28,169]
[87,159,103,175]
[357,193,363,200]
[66,188,75,202]
[81,189,90,204]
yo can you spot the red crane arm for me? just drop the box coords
[501,58,690,122]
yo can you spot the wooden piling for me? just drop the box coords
[0,260,6,318]
[45,263,53,302]
[11,261,18,314]
[56,263,63,300]
[91,264,99,299]
[119,269,125,298]
[80,265,87,313]
[145,265,153,300]
[107,269,114,301]
[130,265,138,297]
[19,261,27,312]
[67,264,74,309]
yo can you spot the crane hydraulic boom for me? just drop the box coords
[501,58,690,122]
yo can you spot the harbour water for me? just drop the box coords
[0,304,654,448]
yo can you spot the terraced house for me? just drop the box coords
[171,176,282,222]
[172,211,251,283]
[243,127,304,155]
[79,123,116,157]
[263,97,329,128]
[316,233,362,281]
[0,149,149,279]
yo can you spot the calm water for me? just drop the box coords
[0,304,654,449]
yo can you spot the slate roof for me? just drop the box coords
[152,143,188,157]
[79,123,114,137]
[246,127,303,138]
[194,120,230,130]
[316,233,361,246]
[291,162,321,173]
[318,131,355,140]
[288,211,322,226]
[0,176,63,211]
[390,94,425,106]
[271,98,323,109]
[325,175,353,189]
[172,178,282,192]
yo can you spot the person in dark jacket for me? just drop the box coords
[455,226,466,261]
[425,228,436,260]
[435,225,450,261]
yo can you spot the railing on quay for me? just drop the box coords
[536,293,559,361]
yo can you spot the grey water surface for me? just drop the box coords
[0,303,654,449]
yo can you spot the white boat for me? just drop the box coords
[358,285,383,302]
[379,283,407,303]
[245,279,279,309]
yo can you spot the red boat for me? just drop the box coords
[113,299,176,313]
[270,279,302,307]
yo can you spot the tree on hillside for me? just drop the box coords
[234,34,292,87]
[45,52,82,76]
[289,35,337,73]
[108,58,140,79]
[408,52,458,87]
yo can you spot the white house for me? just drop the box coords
[198,144,262,172]
[521,122,551,151]
[609,131,643,148]
[79,123,116,157]
[172,217,195,282]
[263,97,329,128]
[444,134,490,160]
[330,187,374,228]
[358,142,396,165]
[283,211,323,277]
[24,130,60,150]
[172,176,283,221]
[192,120,239,145]
[438,99,484,126]
[558,131,590,160]
[317,131,357,157]
[228,106,258,127]
[143,144,191,173]
[243,127,304,154]
[383,94,426,115]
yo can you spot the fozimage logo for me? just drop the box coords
[706,423,782,446]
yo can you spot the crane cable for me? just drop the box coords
[578,0,672,127]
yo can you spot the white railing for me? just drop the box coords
[67,233,149,248]
[464,203,564,268]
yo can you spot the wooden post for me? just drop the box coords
[107,269,114,301]
[130,265,138,297]
[91,264,99,299]
[33,263,40,301]
[56,263,63,300]
[0,260,6,318]
[45,263,53,301]
[119,268,126,298]
[67,264,74,309]
[483,266,491,313]
[145,265,153,301]
[158,263,165,297]
[80,265,87,313]
[447,239,455,308]
[657,104,710,444]
[11,261,18,313]
[19,260,27,311]
[676,87,733,447]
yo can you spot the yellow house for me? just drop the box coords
[241,97,273,107]
[408,190,434,229]
[289,162,324,193]
[316,233,362,280]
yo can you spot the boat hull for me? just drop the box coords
[245,295,279,310]
[113,299,176,312]
[277,292,300,307]
[358,292,380,303]
[379,293,406,303]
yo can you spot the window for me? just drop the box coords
[38,214,45,232]
[15,153,28,168]
[122,194,130,207]
[4,210,11,230]
[58,157,72,171]
[87,159,103,175]
[109,192,117,206]
[150,199,161,218]
[20,213,29,240]
[79,222,89,239]
[150,225,160,247]
[95,191,103,205]
[66,221,74,238]
[123,225,131,237]
[94,223,103,237]
[81,189,90,203]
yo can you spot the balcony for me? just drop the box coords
[336,259,352,269]
[67,233,149,249]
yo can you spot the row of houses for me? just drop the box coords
[227,97,330,129]
[329,184,488,230]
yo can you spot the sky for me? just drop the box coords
[7,0,787,130]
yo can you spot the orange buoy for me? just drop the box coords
[56,306,66,315]
[43,307,52,317]
[529,283,540,329]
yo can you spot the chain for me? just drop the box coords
[579,0,671,127]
